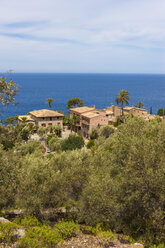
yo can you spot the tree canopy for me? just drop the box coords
[0,76,19,114]
[67,98,84,109]
[0,115,164,246]
[115,90,130,115]
[135,101,144,108]
[46,98,54,109]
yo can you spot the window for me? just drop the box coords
[42,123,46,127]
[50,117,52,121]
[58,122,61,126]
[48,123,52,126]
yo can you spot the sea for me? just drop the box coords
[1,73,165,121]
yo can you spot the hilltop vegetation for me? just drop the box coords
[0,116,165,247]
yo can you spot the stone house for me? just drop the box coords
[29,109,64,128]
[105,105,122,122]
[69,106,109,137]
[81,111,109,137]
[69,106,95,132]
[123,106,148,117]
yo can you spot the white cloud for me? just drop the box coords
[0,0,165,73]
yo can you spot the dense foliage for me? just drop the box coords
[0,117,165,246]
[0,76,19,109]
[67,98,84,109]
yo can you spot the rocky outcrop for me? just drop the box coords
[0,217,10,223]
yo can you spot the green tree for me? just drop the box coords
[99,125,115,138]
[135,101,144,108]
[67,98,84,109]
[150,106,153,114]
[4,116,18,125]
[115,90,130,115]
[157,108,164,116]
[45,98,54,109]
[67,115,79,132]
[0,76,19,115]
[90,128,99,140]
[61,134,84,151]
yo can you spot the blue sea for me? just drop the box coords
[1,73,165,121]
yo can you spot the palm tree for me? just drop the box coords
[67,115,79,132]
[135,101,144,108]
[116,90,130,115]
[46,98,54,109]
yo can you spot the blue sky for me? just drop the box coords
[0,0,165,73]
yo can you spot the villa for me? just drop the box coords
[81,110,109,137]
[29,109,64,127]
[69,106,95,132]
[70,106,109,137]
[69,104,160,137]
[123,106,148,117]
[18,105,161,138]
[18,109,64,128]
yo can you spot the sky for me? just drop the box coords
[0,0,165,73]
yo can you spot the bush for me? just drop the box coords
[19,140,43,155]
[48,136,62,152]
[90,128,99,140]
[13,216,41,227]
[46,134,56,144]
[99,125,115,138]
[0,222,19,247]
[54,220,79,239]
[86,139,95,149]
[17,221,79,248]
[61,134,84,151]
[17,226,62,248]
[79,118,165,245]
[97,230,116,246]
[157,108,164,116]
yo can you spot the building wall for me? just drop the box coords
[81,115,109,137]
[31,115,63,128]
[106,105,122,117]
[124,108,148,117]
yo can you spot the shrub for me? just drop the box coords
[17,226,63,248]
[61,134,84,151]
[97,230,116,246]
[13,216,41,227]
[19,140,43,155]
[119,235,135,244]
[151,245,165,248]
[0,222,19,247]
[46,134,56,144]
[86,139,95,149]
[99,125,115,138]
[48,136,62,152]
[157,108,164,116]
[54,220,79,239]
[90,128,99,140]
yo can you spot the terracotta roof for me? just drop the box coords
[105,110,113,115]
[134,108,147,112]
[124,106,133,110]
[81,111,100,119]
[124,106,147,112]
[30,109,64,118]
[70,106,95,114]
[18,115,35,122]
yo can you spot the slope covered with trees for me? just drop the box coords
[0,117,164,247]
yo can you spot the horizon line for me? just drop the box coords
[1,72,165,75]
